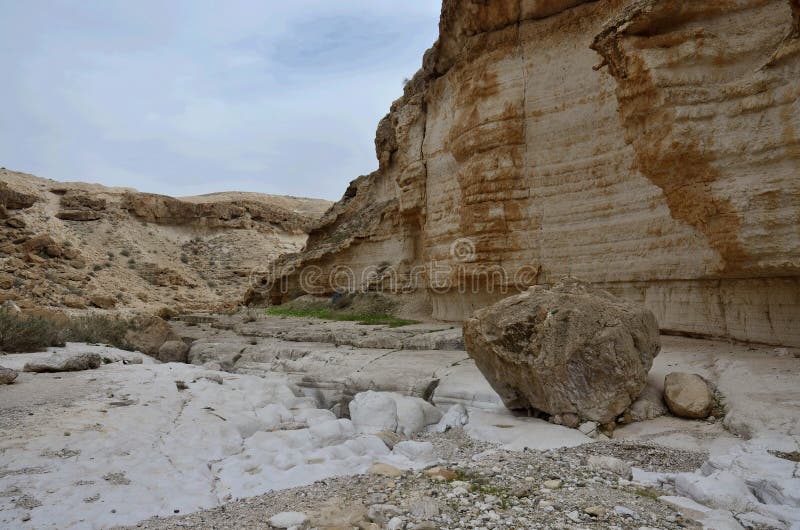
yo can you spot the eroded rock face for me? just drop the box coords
[463,279,660,425]
[253,0,800,347]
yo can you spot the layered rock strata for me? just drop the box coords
[251,0,800,347]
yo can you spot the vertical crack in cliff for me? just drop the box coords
[513,8,529,285]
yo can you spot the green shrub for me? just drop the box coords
[0,310,65,352]
[0,311,135,353]
[64,315,132,350]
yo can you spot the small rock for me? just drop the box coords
[62,294,87,309]
[375,430,402,450]
[423,466,457,481]
[614,506,636,518]
[584,505,605,517]
[386,516,405,530]
[587,455,633,480]
[89,294,117,309]
[566,510,582,523]
[0,366,19,385]
[578,421,598,436]
[543,479,562,490]
[434,403,469,432]
[410,498,440,519]
[269,511,309,529]
[367,504,403,526]
[663,372,713,419]
[2,300,21,313]
[368,463,403,478]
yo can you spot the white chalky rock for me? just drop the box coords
[0,348,436,529]
[434,404,469,433]
[349,391,442,436]
[390,441,436,467]
[269,511,309,529]
[349,391,398,434]
[669,442,800,527]
[588,455,633,480]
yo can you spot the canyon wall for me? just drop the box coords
[249,0,800,347]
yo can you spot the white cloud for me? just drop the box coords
[0,0,440,200]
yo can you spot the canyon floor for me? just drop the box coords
[1,312,799,530]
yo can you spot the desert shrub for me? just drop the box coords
[64,315,132,350]
[265,307,417,328]
[92,264,103,272]
[156,306,179,321]
[0,310,65,352]
[0,311,136,353]
[180,254,189,264]
[120,249,131,257]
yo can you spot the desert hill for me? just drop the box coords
[0,168,331,313]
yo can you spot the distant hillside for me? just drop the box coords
[0,168,331,313]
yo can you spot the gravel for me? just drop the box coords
[121,429,703,530]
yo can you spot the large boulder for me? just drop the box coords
[23,352,103,373]
[463,278,661,425]
[124,315,179,357]
[663,372,714,419]
[157,340,189,363]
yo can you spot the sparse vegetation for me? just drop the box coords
[0,310,66,353]
[180,254,189,264]
[64,314,132,349]
[265,307,418,328]
[0,310,134,353]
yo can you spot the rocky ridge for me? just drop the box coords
[250,0,800,347]
[0,168,330,312]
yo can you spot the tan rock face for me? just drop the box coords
[255,0,800,347]
[463,279,660,424]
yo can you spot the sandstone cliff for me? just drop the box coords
[0,169,330,312]
[250,0,800,347]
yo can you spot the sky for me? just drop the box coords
[0,1,441,201]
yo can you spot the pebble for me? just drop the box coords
[542,479,562,490]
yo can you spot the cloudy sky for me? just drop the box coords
[0,1,440,200]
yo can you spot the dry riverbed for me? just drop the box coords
[123,430,706,530]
